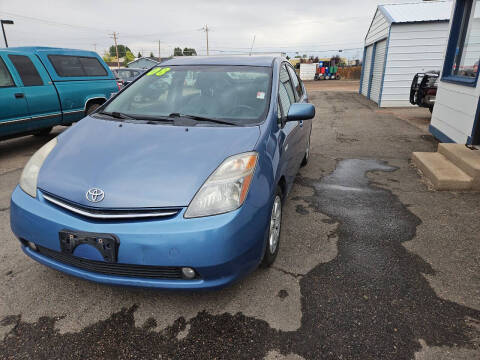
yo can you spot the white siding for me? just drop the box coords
[366,9,390,45]
[299,63,316,81]
[370,40,387,103]
[380,22,450,107]
[361,45,374,97]
[431,81,479,143]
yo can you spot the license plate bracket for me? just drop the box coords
[59,230,119,263]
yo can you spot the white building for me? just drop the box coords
[360,1,452,107]
[431,0,480,145]
[412,0,480,191]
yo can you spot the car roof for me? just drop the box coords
[161,55,279,67]
[1,46,99,57]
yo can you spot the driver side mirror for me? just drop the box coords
[287,103,315,121]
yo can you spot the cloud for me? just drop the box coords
[0,0,414,58]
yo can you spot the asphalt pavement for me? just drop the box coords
[0,86,479,359]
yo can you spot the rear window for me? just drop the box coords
[8,55,43,86]
[48,55,107,77]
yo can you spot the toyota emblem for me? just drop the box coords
[86,188,105,203]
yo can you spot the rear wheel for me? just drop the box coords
[33,127,52,137]
[85,102,102,115]
[261,187,283,267]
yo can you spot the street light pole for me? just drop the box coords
[1,20,14,48]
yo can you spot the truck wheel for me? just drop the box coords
[33,127,52,137]
[261,187,283,267]
[86,103,101,115]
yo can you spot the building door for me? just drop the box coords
[361,45,374,97]
[370,39,387,104]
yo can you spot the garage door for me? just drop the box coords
[361,45,373,97]
[370,39,387,104]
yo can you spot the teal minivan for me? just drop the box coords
[0,47,119,140]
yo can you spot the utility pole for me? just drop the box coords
[109,32,120,68]
[202,25,209,56]
[158,40,161,62]
[1,20,14,48]
[249,35,256,56]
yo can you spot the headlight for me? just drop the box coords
[184,152,258,218]
[19,137,57,197]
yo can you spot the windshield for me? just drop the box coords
[102,65,272,125]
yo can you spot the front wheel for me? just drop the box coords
[301,136,310,167]
[261,187,283,267]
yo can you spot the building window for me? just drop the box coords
[443,0,480,85]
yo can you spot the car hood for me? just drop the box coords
[38,117,260,208]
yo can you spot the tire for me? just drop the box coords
[301,135,310,167]
[261,187,283,267]
[85,102,102,115]
[33,127,52,137]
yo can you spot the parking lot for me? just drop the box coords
[1,83,479,359]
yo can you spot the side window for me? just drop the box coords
[79,57,108,76]
[278,64,295,119]
[48,55,107,77]
[8,55,43,86]
[287,65,303,99]
[0,57,15,87]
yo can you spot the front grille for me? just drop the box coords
[41,191,181,220]
[37,246,184,279]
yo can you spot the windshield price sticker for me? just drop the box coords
[146,67,171,76]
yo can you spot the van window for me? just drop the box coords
[48,55,107,77]
[8,55,43,86]
[0,58,14,87]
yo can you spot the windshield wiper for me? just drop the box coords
[168,113,237,126]
[98,111,138,120]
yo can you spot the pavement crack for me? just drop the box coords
[0,207,10,212]
[271,266,304,279]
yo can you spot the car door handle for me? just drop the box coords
[14,93,24,99]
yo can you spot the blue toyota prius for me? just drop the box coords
[10,56,315,290]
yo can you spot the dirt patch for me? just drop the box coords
[304,80,359,92]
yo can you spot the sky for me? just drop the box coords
[0,0,418,60]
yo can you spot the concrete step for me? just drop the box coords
[411,152,473,190]
[438,143,480,189]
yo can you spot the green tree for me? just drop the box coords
[137,52,142,58]
[286,55,290,60]
[183,47,197,56]
[173,47,183,56]
[102,52,113,63]
[124,50,135,66]
[109,45,131,58]
[149,52,155,58]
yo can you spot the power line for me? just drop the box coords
[0,11,112,32]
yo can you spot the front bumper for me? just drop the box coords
[10,186,270,289]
